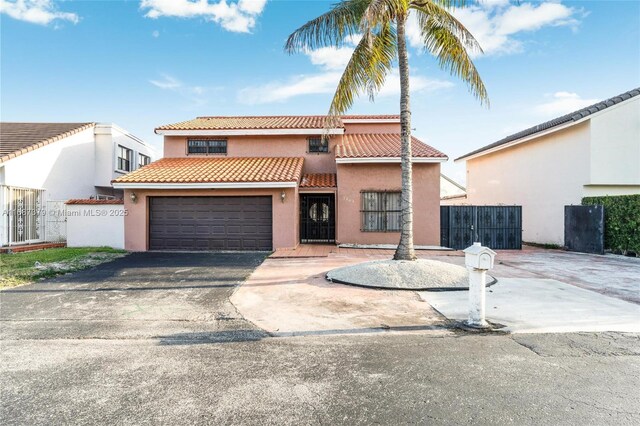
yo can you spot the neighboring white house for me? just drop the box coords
[454,87,640,246]
[440,173,466,204]
[0,122,156,247]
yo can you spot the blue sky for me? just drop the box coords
[1,0,639,183]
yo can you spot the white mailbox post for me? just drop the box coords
[463,242,497,328]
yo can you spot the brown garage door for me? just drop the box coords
[149,196,272,251]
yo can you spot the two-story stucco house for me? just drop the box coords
[0,122,156,247]
[454,88,640,245]
[113,115,447,251]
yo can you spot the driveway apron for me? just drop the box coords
[0,252,268,341]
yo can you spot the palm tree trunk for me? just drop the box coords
[394,13,416,261]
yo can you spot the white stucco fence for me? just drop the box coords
[65,201,125,249]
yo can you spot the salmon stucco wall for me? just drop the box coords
[123,188,298,251]
[335,163,441,245]
[163,135,342,174]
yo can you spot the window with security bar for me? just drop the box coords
[308,136,329,153]
[187,139,227,154]
[361,191,402,232]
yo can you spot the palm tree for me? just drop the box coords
[286,0,488,260]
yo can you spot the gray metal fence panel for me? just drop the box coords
[564,205,604,254]
[441,206,522,250]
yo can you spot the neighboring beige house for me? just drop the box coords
[454,87,640,245]
[113,115,447,251]
[0,122,156,247]
[440,173,466,204]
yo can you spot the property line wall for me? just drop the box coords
[66,204,125,249]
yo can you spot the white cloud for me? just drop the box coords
[237,70,453,105]
[140,0,267,33]
[407,1,582,57]
[534,92,599,116]
[306,46,356,71]
[376,70,454,97]
[0,0,79,26]
[150,73,221,106]
[238,71,343,104]
[150,74,183,90]
[495,3,578,35]
[238,35,453,105]
[238,32,455,105]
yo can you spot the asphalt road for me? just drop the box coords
[1,253,639,425]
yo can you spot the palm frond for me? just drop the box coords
[327,22,398,124]
[412,0,473,10]
[414,1,483,52]
[362,0,397,29]
[412,4,489,105]
[285,0,370,53]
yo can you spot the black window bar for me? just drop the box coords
[308,137,329,153]
[360,191,402,232]
[188,139,227,154]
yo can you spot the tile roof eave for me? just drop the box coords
[299,173,337,188]
[335,133,448,159]
[112,181,299,188]
[154,127,345,135]
[154,114,402,132]
[111,157,304,186]
[66,199,124,205]
[335,156,448,163]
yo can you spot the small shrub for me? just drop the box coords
[582,194,640,255]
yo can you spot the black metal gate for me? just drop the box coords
[564,205,604,254]
[300,194,336,243]
[441,206,522,250]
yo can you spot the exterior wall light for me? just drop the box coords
[130,192,137,203]
[280,191,286,203]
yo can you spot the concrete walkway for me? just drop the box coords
[234,247,640,336]
[231,256,448,336]
[421,278,640,334]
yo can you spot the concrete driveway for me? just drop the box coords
[234,247,640,335]
[0,252,268,341]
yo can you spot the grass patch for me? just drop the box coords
[0,247,127,289]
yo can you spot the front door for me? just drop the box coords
[300,194,335,243]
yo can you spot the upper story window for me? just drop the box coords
[117,145,133,172]
[187,139,227,155]
[138,154,151,168]
[308,137,329,153]
[361,191,402,232]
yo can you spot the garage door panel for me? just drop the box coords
[149,196,273,251]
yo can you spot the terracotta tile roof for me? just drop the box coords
[112,157,304,184]
[300,173,337,188]
[66,199,124,205]
[335,134,447,159]
[155,115,402,132]
[341,115,400,120]
[0,122,95,163]
[156,116,332,131]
